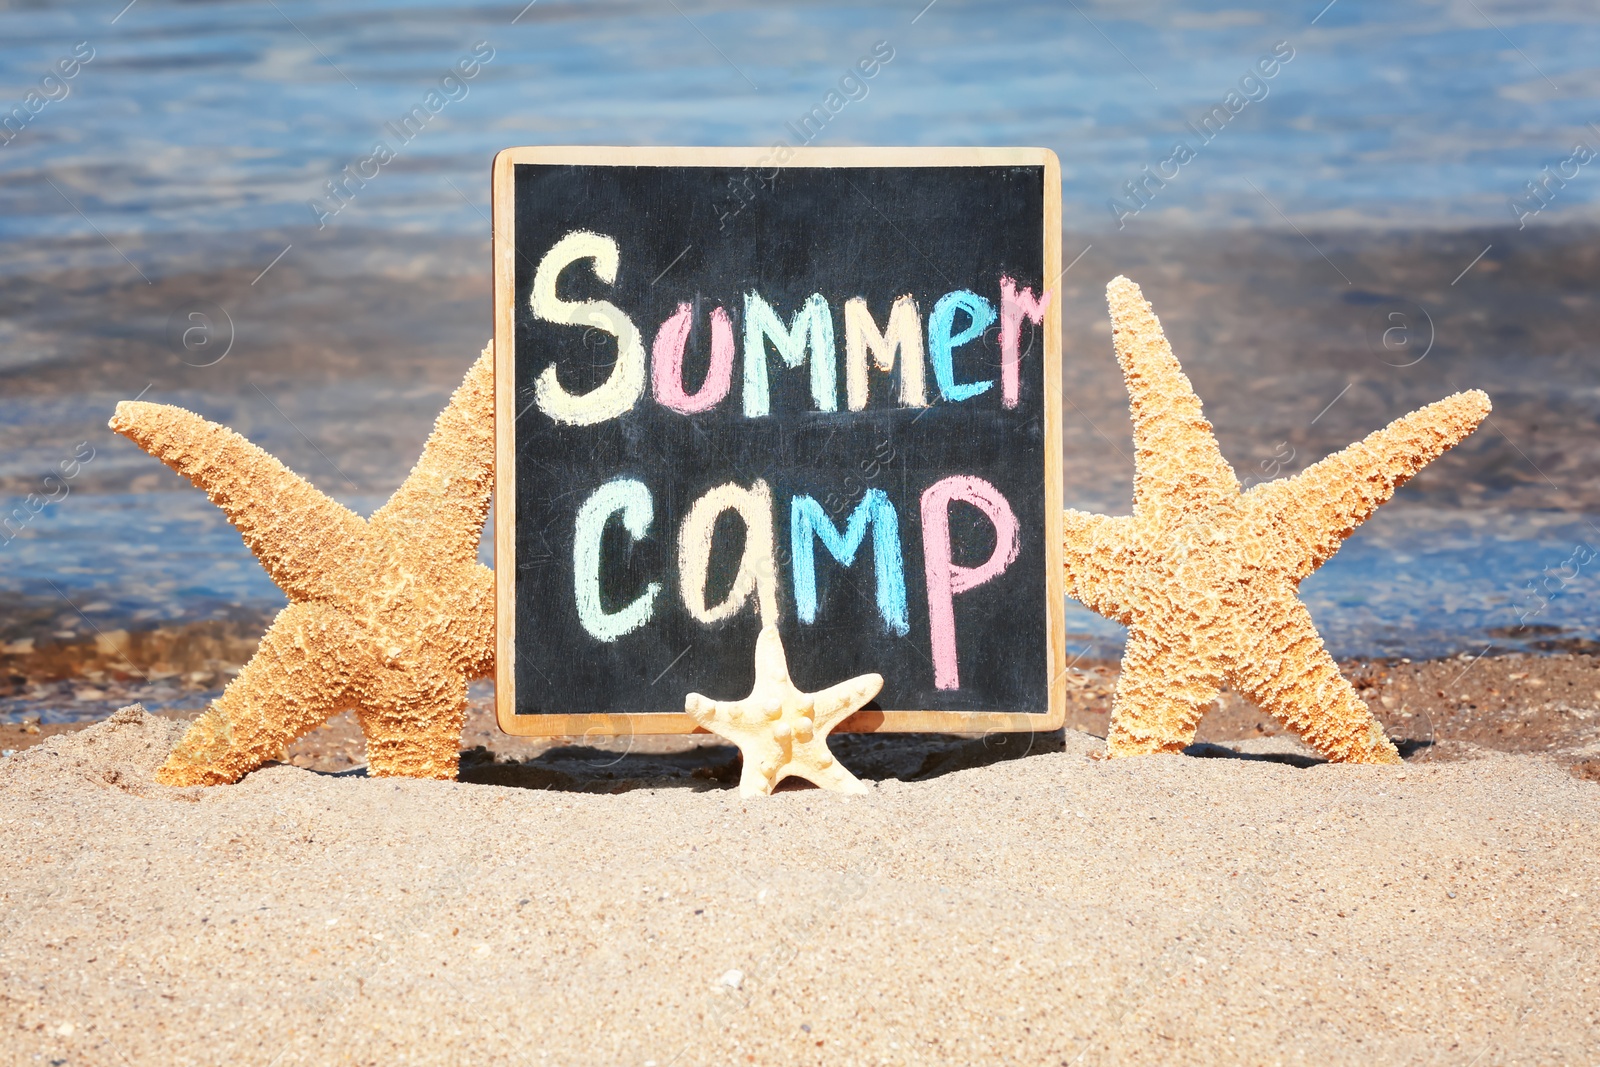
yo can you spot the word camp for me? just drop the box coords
[528,231,1050,691]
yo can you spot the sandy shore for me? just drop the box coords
[2,706,1596,1065]
[12,646,1598,785]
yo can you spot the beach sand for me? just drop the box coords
[3,702,1596,1065]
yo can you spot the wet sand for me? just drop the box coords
[6,648,1598,785]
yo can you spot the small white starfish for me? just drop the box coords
[685,625,879,798]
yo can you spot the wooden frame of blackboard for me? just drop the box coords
[492,145,1065,738]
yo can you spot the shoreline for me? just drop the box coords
[6,646,1596,784]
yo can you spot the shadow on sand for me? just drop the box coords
[455,729,1071,794]
[1179,736,1435,768]
[315,729,1436,790]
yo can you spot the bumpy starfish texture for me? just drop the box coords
[685,625,879,798]
[1065,278,1490,764]
[110,345,495,785]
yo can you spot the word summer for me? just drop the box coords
[528,231,1051,425]
[574,476,1019,691]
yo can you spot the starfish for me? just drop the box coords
[685,625,879,798]
[109,345,495,785]
[1064,278,1489,764]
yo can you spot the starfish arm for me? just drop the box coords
[155,602,373,786]
[788,750,870,795]
[1105,629,1224,757]
[684,692,720,729]
[1243,390,1490,580]
[1062,509,1136,623]
[110,401,368,605]
[739,751,783,797]
[369,343,495,565]
[685,696,770,750]
[1106,276,1240,519]
[751,623,793,689]
[1227,599,1401,764]
[810,673,882,733]
[357,672,471,780]
[453,561,496,678]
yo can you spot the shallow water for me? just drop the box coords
[2,1,1598,236]
[6,477,1599,721]
[1,1,1599,713]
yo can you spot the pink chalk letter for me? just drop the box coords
[652,303,734,414]
[920,475,1021,690]
[999,276,1050,409]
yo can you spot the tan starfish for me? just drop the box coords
[1064,278,1489,763]
[685,625,879,797]
[109,345,495,785]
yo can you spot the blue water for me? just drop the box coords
[2,0,1599,684]
[0,1,1597,240]
[3,487,1595,665]
[1063,506,1600,662]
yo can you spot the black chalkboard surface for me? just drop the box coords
[493,147,1064,736]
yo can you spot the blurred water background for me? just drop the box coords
[1,0,1598,720]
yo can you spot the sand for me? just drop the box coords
[2,707,1597,1065]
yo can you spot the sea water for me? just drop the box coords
[2,1,1598,721]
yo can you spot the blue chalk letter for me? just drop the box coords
[790,489,909,635]
[928,289,996,403]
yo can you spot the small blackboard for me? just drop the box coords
[493,147,1065,736]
